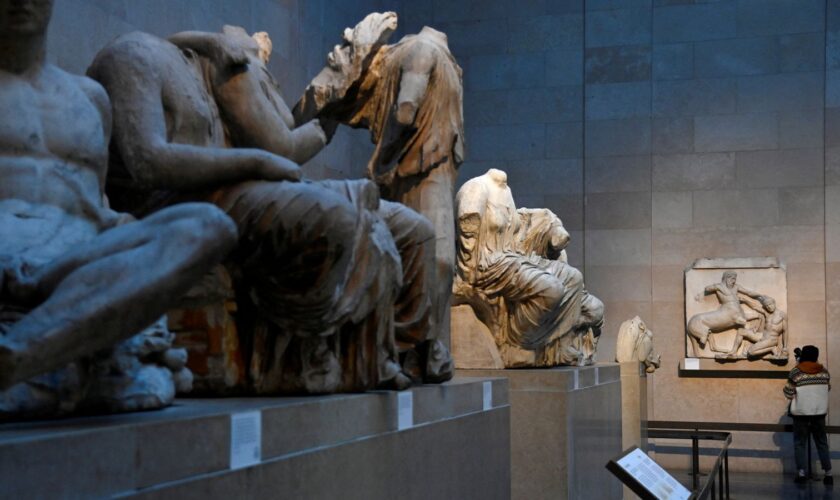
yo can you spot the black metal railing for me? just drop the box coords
[648,420,840,480]
[647,428,732,499]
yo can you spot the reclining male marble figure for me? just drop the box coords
[294,12,465,348]
[88,24,452,393]
[452,169,604,367]
[0,0,236,418]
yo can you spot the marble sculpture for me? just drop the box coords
[88,23,452,394]
[452,169,604,367]
[0,0,235,419]
[294,12,465,348]
[687,271,788,361]
[615,316,661,373]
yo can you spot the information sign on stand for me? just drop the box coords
[606,446,692,500]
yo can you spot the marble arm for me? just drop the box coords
[91,51,300,190]
[395,45,433,125]
[213,72,330,165]
[736,285,763,300]
[168,31,248,68]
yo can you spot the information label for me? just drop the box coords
[684,358,700,370]
[230,411,261,470]
[482,381,493,411]
[397,391,413,430]
[615,448,691,500]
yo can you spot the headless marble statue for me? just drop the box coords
[0,0,236,419]
[452,169,604,367]
[88,25,451,393]
[294,12,464,349]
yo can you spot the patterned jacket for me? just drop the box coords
[784,361,831,416]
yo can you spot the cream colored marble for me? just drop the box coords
[685,258,789,362]
[616,316,661,373]
[451,169,604,368]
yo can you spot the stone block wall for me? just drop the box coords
[51,0,836,473]
[392,0,834,473]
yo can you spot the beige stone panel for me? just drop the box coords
[827,299,840,428]
[585,191,652,230]
[786,262,826,302]
[653,226,824,266]
[826,185,840,225]
[787,301,826,349]
[584,265,651,302]
[650,301,686,363]
[652,376,740,421]
[599,301,652,365]
[824,263,840,300]
[652,265,686,302]
[585,228,652,266]
[826,224,840,263]
[692,188,780,228]
[778,187,824,226]
[735,379,789,423]
[652,191,692,229]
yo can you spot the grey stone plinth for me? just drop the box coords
[0,378,510,499]
[459,364,623,500]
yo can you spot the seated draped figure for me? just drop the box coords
[87,22,452,395]
[451,169,604,368]
[0,0,236,420]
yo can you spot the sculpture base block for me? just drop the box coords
[0,378,510,499]
[458,364,622,500]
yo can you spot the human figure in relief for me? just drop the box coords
[0,0,236,414]
[687,271,766,356]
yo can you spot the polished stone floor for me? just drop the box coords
[669,470,836,500]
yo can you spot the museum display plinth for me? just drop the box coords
[620,362,648,452]
[0,378,510,499]
[620,362,648,500]
[459,364,622,500]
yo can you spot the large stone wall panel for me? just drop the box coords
[586,155,651,193]
[694,113,779,152]
[653,3,736,43]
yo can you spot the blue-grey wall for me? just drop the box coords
[52,0,836,472]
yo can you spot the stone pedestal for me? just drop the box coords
[620,362,648,500]
[620,362,648,451]
[459,365,622,500]
[0,378,510,499]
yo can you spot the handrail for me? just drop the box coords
[646,428,732,499]
[648,420,840,434]
[692,433,732,500]
[648,420,839,483]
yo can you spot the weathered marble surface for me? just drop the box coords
[452,169,604,368]
[0,0,234,420]
[685,258,788,363]
[295,12,465,349]
[616,316,660,373]
[89,25,451,394]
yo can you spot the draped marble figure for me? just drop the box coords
[88,23,452,393]
[0,0,235,419]
[294,12,464,348]
[452,169,604,367]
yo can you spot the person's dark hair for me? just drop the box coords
[799,345,819,363]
